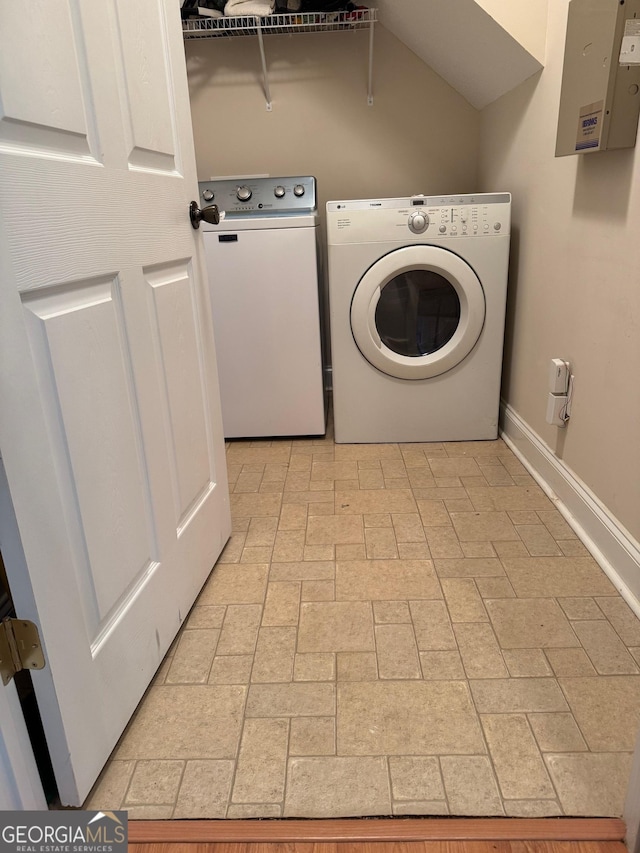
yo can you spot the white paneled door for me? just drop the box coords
[0,0,230,805]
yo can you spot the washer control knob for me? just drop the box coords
[293,184,305,197]
[494,221,502,231]
[274,185,286,198]
[439,225,447,234]
[236,185,252,201]
[202,189,214,202]
[408,211,429,234]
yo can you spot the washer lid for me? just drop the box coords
[350,245,486,380]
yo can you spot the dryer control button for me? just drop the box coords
[408,211,429,233]
[294,184,305,197]
[236,185,252,201]
[494,222,502,231]
[439,225,447,233]
[274,185,286,198]
[202,189,214,202]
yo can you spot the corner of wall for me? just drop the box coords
[474,0,549,66]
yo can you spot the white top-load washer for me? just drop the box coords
[199,176,326,438]
[327,192,511,443]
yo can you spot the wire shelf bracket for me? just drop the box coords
[256,20,272,110]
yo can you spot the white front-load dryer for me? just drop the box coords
[327,193,511,443]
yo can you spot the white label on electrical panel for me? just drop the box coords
[575,100,603,151]
[620,19,640,65]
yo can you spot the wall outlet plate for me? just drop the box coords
[549,358,570,394]
[547,392,569,426]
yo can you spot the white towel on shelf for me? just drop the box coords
[224,0,275,15]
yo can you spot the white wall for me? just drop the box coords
[185,25,479,210]
[479,1,640,542]
[376,0,544,109]
[475,0,548,63]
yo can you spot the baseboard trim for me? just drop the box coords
[128,817,626,843]
[500,402,640,617]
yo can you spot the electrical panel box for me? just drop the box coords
[556,0,640,156]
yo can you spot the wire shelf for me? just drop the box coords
[182,8,377,38]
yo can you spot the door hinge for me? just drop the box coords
[0,618,45,686]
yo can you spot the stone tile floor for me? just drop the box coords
[85,423,640,819]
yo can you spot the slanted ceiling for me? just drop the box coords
[376,0,547,109]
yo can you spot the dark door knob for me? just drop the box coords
[190,201,220,229]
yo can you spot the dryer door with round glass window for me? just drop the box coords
[350,245,486,380]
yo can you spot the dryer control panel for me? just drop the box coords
[327,192,511,244]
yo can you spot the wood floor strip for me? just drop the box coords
[128,819,626,844]
[128,841,629,853]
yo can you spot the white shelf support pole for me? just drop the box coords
[256,19,272,111]
[367,15,375,106]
